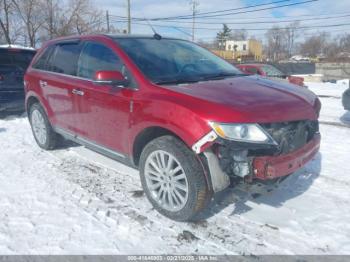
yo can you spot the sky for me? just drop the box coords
[95,0,350,42]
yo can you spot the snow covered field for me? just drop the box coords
[0,82,349,255]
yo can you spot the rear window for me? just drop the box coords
[0,49,36,70]
[32,45,55,70]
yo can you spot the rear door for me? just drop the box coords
[32,42,83,132]
[73,41,134,154]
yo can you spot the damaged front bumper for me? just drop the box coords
[193,121,321,192]
[253,133,320,180]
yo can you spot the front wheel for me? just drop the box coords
[139,136,211,221]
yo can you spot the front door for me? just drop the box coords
[73,41,135,155]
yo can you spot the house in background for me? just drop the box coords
[213,39,263,62]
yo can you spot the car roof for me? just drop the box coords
[238,63,267,67]
[0,44,36,51]
[44,34,182,45]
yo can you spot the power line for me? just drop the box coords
[109,0,317,21]
[150,0,291,21]
[109,18,350,32]
[128,13,350,25]
[111,13,350,26]
[170,0,319,20]
[111,11,350,22]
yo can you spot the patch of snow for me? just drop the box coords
[306,82,350,125]
[0,44,36,51]
[336,79,350,86]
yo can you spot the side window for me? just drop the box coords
[78,42,123,80]
[49,43,82,76]
[33,45,55,70]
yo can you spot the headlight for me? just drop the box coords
[209,122,276,144]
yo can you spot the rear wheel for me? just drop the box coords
[139,136,211,221]
[29,103,58,150]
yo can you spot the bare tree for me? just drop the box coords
[0,0,13,44]
[265,26,287,61]
[39,0,107,40]
[70,0,105,35]
[299,32,329,57]
[339,34,350,52]
[284,21,300,57]
[12,0,45,47]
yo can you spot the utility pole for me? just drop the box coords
[106,10,110,33]
[127,0,131,34]
[190,0,199,42]
[48,0,53,39]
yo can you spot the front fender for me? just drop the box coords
[128,96,212,155]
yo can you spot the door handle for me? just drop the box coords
[39,80,47,88]
[72,89,84,96]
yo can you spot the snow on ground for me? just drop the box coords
[0,82,350,255]
[307,81,350,125]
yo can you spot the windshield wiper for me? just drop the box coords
[201,72,246,81]
[155,78,200,85]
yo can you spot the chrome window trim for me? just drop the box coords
[32,68,94,82]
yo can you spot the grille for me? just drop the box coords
[261,120,319,154]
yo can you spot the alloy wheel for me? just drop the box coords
[144,150,189,212]
[31,109,47,145]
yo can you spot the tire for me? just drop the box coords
[29,103,58,150]
[139,135,211,221]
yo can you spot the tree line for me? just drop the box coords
[213,23,350,61]
[0,0,118,48]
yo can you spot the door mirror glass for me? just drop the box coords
[93,70,128,87]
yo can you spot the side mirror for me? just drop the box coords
[93,70,129,87]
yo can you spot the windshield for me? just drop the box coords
[115,38,243,84]
[261,65,285,77]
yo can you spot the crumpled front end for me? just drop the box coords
[193,120,321,192]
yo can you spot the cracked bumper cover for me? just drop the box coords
[253,133,321,180]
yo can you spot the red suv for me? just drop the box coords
[25,35,321,221]
[236,63,305,87]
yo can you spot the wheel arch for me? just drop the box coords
[26,95,40,113]
[131,125,214,193]
[132,126,183,167]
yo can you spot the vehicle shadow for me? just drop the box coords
[0,128,6,133]
[56,137,80,150]
[340,111,350,126]
[199,153,322,219]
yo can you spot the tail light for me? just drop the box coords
[0,75,3,81]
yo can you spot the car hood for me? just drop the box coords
[164,75,319,123]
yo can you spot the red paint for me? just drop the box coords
[94,70,125,81]
[237,63,305,87]
[253,134,321,180]
[25,35,320,177]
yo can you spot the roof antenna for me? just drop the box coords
[143,16,162,40]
